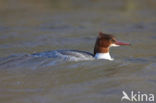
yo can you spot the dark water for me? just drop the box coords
[0,0,156,103]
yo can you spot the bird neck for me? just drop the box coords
[94,52,114,61]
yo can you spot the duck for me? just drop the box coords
[32,32,130,61]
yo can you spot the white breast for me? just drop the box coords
[94,53,114,61]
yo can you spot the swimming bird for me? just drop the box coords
[32,32,130,61]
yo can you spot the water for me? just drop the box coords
[0,0,156,103]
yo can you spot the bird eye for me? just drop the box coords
[111,39,116,43]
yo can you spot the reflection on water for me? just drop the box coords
[0,0,156,103]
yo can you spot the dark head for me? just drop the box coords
[94,32,130,55]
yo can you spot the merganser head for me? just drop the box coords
[94,32,130,60]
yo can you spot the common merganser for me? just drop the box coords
[32,32,130,61]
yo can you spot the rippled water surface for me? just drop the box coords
[0,0,156,103]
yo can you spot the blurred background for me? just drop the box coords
[0,0,156,57]
[0,0,156,103]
